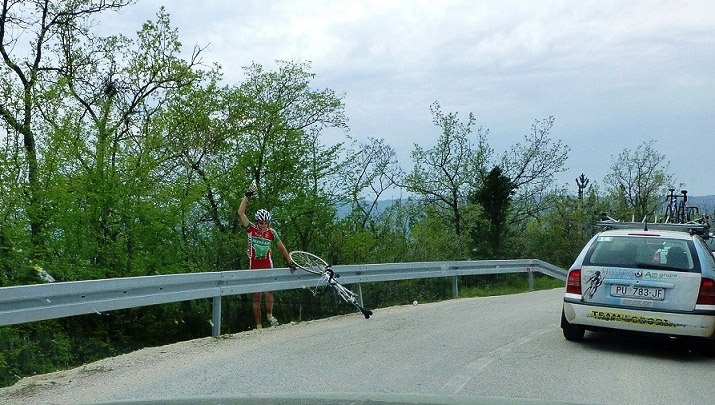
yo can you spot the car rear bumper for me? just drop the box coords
[563,301,715,338]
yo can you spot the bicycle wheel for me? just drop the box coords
[677,202,685,223]
[289,251,328,275]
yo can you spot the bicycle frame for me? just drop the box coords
[315,267,372,319]
[289,250,373,319]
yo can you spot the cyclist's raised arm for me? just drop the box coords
[238,195,250,227]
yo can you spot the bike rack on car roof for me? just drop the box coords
[596,214,712,240]
[594,190,713,240]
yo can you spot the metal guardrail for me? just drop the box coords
[0,259,566,335]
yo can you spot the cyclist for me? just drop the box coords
[238,185,296,329]
[582,270,603,300]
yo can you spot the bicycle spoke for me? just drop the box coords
[290,250,328,274]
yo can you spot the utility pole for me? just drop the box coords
[576,173,590,200]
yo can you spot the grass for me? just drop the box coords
[356,273,565,310]
[459,274,564,299]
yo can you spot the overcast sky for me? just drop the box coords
[100,0,715,197]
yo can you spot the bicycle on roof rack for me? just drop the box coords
[289,251,373,319]
[596,189,712,240]
[664,188,700,224]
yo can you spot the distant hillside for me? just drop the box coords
[688,195,715,214]
[335,196,715,219]
[336,199,401,219]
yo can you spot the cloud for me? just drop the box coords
[96,0,715,194]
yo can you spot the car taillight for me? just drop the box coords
[696,278,715,305]
[566,269,582,295]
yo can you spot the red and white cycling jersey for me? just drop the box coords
[247,224,280,269]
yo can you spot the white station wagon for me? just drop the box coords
[561,221,715,343]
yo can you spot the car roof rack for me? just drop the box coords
[596,213,712,239]
[596,189,713,239]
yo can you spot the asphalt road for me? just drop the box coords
[2,288,714,404]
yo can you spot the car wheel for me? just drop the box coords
[561,309,585,341]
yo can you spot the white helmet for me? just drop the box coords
[255,209,271,223]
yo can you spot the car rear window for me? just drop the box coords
[584,235,700,272]
[695,237,715,269]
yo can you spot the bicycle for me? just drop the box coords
[289,251,373,319]
[664,189,703,224]
[664,189,687,223]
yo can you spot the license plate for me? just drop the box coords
[610,285,665,300]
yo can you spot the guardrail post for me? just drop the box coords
[452,276,459,298]
[527,267,534,291]
[212,296,222,337]
[357,283,364,307]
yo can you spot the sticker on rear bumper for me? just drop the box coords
[587,310,686,328]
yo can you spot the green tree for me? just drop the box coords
[0,0,131,257]
[280,131,342,253]
[604,140,675,221]
[403,101,491,239]
[499,116,569,222]
[341,137,402,231]
[230,61,347,205]
[156,70,237,270]
[228,61,347,256]
[469,166,514,258]
[50,8,200,274]
[0,124,29,285]
[520,187,607,268]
